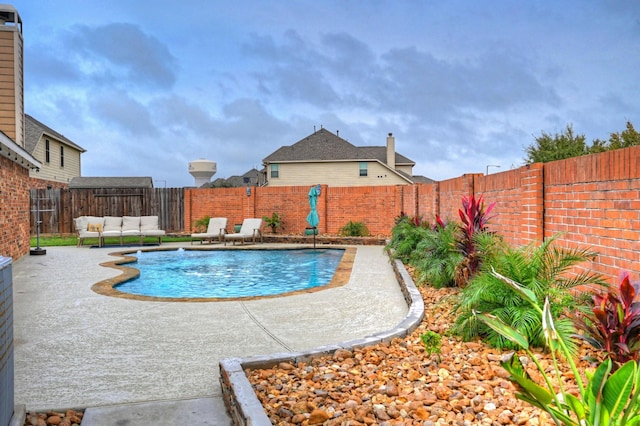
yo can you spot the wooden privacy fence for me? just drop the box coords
[30,187,184,234]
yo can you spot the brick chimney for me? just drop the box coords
[386,133,395,169]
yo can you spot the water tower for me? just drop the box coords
[189,158,216,187]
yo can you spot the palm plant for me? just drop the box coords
[453,234,607,351]
[410,221,463,288]
[386,214,431,262]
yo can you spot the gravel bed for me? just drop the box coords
[247,285,600,425]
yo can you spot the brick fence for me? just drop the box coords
[185,146,640,282]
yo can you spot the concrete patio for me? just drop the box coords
[11,243,409,425]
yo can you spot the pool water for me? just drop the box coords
[114,248,344,298]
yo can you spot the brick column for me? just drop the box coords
[520,163,544,245]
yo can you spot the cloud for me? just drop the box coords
[63,23,178,90]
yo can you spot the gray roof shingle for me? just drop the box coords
[69,177,154,189]
[262,128,415,165]
[25,114,86,154]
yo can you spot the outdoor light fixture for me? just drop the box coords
[486,164,500,175]
[246,187,251,197]
[316,184,321,196]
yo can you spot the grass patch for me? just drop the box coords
[31,234,191,247]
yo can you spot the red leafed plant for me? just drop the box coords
[454,194,496,286]
[576,271,640,369]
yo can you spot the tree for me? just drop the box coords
[525,121,639,164]
[605,121,640,150]
[525,124,588,164]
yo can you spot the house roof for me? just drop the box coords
[262,128,415,165]
[0,130,41,170]
[207,168,264,188]
[69,176,154,189]
[25,114,86,154]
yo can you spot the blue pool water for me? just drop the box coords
[114,248,344,298]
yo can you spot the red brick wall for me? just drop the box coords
[184,146,639,282]
[543,147,640,280]
[0,156,31,259]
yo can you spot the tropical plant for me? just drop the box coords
[340,221,369,237]
[193,215,210,233]
[453,194,496,287]
[263,212,284,234]
[420,331,442,361]
[386,214,431,262]
[453,234,606,351]
[410,221,462,288]
[477,269,640,426]
[575,271,640,369]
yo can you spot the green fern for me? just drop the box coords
[452,234,607,352]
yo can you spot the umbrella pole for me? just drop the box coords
[313,226,316,249]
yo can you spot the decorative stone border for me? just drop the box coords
[219,257,424,426]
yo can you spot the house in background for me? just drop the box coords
[205,168,265,188]
[25,114,86,184]
[262,128,432,187]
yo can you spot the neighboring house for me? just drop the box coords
[25,114,86,184]
[69,176,154,189]
[206,168,265,188]
[262,128,432,187]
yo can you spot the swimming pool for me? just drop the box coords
[113,248,346,299]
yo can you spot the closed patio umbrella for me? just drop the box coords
[306,185,319,248]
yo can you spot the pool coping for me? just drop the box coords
[218,257,424,425]
[91,245,356,302]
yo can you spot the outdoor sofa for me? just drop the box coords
[74,215,166,247]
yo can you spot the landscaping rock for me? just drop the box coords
[247,285,601,425]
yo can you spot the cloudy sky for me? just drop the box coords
[13,1,640,187]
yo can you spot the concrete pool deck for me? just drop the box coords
[12,243,410,425]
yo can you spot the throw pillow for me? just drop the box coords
[88,223,103,232]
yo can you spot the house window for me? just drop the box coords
[60,146,65,167]
[271,164,279,178]
[359,162,368,177]
[45,139,50,163]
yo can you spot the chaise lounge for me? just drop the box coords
[223,218,263,245]
[191,217,228,244]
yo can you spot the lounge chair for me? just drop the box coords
[191,217,228,244]
[224,218,263,245]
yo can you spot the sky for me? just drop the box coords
[11,1,640,187]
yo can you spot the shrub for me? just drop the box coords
[575,271,640,369]
[386,215,431,262]
[420,331,442,359]
[263,212,284,234]
[340,221,369,237]
[477,271,640,426]
[193,215,210,233]
[454,194,496,287]
[453,234,606,351]
[410,222,462,288]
